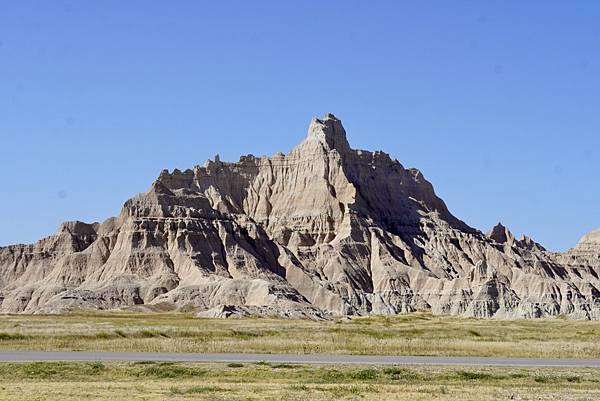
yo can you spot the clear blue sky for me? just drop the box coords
[1,1,599,251]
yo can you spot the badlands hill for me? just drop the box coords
[1,114,599,318]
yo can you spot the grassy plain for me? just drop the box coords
[0,361,598,401]
[0,311,599,358]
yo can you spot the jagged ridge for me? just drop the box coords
[1,113,599,318]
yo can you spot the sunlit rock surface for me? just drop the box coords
[1,114,599,318]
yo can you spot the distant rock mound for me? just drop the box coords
[1,113,599,318]
[575,229,600,252]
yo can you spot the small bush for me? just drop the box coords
[350,369,379,380]
[0,332,30,341]
[455,371,495,381]
[89,362,105,372]
[138,364,206,379]
[226,363,244,368]
[93,332,112,340]
[534,376,552,383]
[272,363,301,369]
[289,384,309,391]
[383,367,420,380]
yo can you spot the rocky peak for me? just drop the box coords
[57,221,98,237]
[306,112,351,152]
[487,223,547,252]
[516,235,547,252]
[487,222,515,245]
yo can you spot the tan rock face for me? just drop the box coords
[1,113,599,318]
[575,229,600,250]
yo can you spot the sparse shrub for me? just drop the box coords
[88,362,105,372]
[383,367,420,380]
[455,370,494,381]
[114,329,127,338]
[231,330,260,340]
[271,363,300,369]
[289,384,309,391]
[0,332,30,340]
[534,375,552,383]
[350,368,379,380]
[138,364,206,378]
[227,363,244,368]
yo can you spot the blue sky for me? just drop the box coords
[1,1,599,251]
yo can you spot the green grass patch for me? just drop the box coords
[226,363,244,368]
[137,363,207,379]
[0,332,30,340]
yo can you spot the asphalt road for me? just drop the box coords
[0,352,599,367]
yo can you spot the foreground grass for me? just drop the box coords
[0,311,599,358]
[0,361,598,400]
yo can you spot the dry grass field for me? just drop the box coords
[0,311,599,358]
[1,312,600,400]
[0,361,598,401]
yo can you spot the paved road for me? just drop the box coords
[0,352,599,367]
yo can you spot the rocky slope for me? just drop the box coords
[1,113,599,318]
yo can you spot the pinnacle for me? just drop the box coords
[307,112,350,151]
[487,222,515,245]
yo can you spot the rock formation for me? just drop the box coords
[1,113,599,318]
